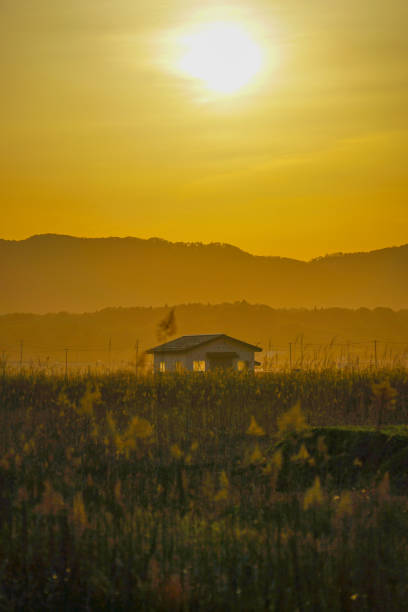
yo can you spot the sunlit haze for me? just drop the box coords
[1,1,407,258]
[178,22,263,94]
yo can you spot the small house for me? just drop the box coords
[147,334,262,373]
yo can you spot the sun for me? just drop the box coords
[178,22,263,94]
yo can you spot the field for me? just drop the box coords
[1,369,408,610]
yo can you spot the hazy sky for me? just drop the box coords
[1,0,407,259]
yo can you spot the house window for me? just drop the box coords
[175,361,183,372]
[237,360,247,371]
[159,361,166,373]
[193,360,206,372]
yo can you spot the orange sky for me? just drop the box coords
[1,0,407,259]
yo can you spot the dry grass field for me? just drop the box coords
[0,369,408,610]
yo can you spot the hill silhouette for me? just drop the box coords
[0,234,407,313]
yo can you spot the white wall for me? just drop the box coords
[153,352,188,372]
[153,337,259,372]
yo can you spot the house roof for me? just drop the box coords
[146,334,262,354]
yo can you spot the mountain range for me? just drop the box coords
[0,234,407,313]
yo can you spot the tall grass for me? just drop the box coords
[0,370,407,609]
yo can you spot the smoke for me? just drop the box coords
[157,308,177,342]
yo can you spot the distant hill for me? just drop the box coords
[0,234,407,313]
[1,303,408,368]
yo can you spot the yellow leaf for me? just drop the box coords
[303,477,323,510]
[219,470,229,489]
[247,416,265,436]
[171,444,183,460]
[277,402,308,437]
[372,380,397,408]
[336,491,353,517]
[77,384,100,417]
[263,462,273,474]
[72,492,87,528]
[249,444,263,464]
[106,411,117,434]
[214,488,228,502]
[291,443,310,462]
[127,415,154,440]
[272,450,283,471]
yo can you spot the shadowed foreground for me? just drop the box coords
[0,370,408,610]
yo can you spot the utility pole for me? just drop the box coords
[108,337,112,371]
[374,340,378,368]
[65,348,69,379]
[19,340,24,371]
[289,342,292,369]
[135,340,139,377]
[268,338,272,371]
